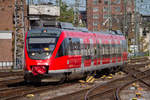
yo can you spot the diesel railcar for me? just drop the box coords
[24,27,127,83]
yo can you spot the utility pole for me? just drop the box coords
[124,0,127,35]
[108,0,112,30]
[134,0,139,56]
[74,0,80,26]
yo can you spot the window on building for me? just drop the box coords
[114,7,121,12]
[104,0,108,5]
[103,7,109,12]
[112,0,120,4]
[93,14,99,19]
[93,28,98,31]
[93,21,99,26]
[93,0,99,5]
[103,14,109,19]
[93,7,99,12]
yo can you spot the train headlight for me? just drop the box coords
[46,53,49,56]
[31,53,35,56]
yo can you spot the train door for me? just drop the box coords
[90,38,98,67]
[102,40,110,64]
[117,40,121,62]
[93,39,99,66]
[120,40,123,62]
[109,39,112,63]
[114,40,118,63]
[80,38,84,72]
[122,40,127,61]
[111,39,116,63]
[54,38,68,70]
[83,39,91,67]
[97,39,101,65]
[99,39,103,65]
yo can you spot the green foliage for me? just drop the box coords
[58,2,74,23]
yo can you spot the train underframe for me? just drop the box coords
[24,63,126,83]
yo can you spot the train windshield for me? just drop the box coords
[27,37,57,60]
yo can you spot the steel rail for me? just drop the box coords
[85,68,150,100]
[116,69,150,100]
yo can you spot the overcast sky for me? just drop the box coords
[136,0,150,15]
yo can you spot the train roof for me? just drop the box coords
[27,27,62,37]
[28,21,124,37]
[28,27,124,38]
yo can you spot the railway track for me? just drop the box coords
[116,70,150,100]
[0,71,23,78]
[0,79,79,100]
[50,57,150,100]
[0,57,149,100]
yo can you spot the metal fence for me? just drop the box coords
[0,61,13,70]
[0,60,23,71]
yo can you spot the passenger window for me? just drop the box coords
[68,38,81,55]
[56,40,66,57]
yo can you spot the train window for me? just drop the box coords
[115,44,117,56]
[118,44,122,57]
[115,44,121,57]
[68,38,81,55]
[56,39,66,57]
[116,44,118,57]
[105,44,110,58]
[93,43,97,59]
[84,43,91,60]
[122,40,127,52]
[112,44,116,57]
[97,41,100,58]
[90,42,94,59]
[88,43,91,56]
[99,43,103,58]
[80,39,84,56]
[102,44,105,58]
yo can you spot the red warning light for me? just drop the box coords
[42,29,47,33]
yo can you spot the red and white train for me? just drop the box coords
[24,24,127,83]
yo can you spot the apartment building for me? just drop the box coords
[87,0,134,32]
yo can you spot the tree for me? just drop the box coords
[58,2,74,23]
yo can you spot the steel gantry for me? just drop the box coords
[14,0,25,69]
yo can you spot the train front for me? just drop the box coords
[24,28,61,83]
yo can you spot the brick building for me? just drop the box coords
[0,0,15,31]
[0,31,13,69]
[0,0,28,69]
[87,0,134,32]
